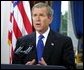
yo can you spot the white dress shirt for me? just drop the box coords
[36,27,50,47]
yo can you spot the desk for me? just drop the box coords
[1,64,66,69]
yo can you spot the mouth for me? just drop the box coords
[35,23,41,26]
[36,24,40,25]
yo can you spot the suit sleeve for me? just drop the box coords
[62,37,76,69]
[12,38,24,64]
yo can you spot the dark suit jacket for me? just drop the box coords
[12,29,76,69]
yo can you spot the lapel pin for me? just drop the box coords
[51,43,54,46]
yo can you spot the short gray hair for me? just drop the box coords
[32,2,53,17]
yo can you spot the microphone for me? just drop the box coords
[23,45,33,54]
[14,43,34,57]
[12,42,35,64]
[14,42,25,55]
[14,46,23,55]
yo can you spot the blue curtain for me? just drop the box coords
[70,1,83,39]
[70,1,83,61]
[50,1,61,32]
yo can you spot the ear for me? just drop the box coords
[48,16,53,24]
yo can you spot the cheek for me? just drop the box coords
[42,18,48,23]
[42,22,49,29]
[43,19,50,25]
[32,18,35,22]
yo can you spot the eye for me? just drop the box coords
[33,14,37,17]
[40,14,45,17]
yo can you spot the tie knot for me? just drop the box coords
[39,35,44,39]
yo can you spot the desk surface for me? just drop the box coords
[1,64,66,69]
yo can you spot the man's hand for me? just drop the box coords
[25,59,35,65]
[25,58,47,66]
[37,57,47,66]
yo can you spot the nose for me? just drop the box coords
[36,16,40,21]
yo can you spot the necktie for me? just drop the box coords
[37,35,44,62]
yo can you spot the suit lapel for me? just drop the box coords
[43,30,55,62]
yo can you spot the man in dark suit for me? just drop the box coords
[12,2,76,69]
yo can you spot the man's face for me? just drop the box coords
[32,7,52,33]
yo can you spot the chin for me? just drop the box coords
[36,29,42,32]
[35,28,42,31]
[36,30,42,32]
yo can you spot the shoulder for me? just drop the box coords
[15,32,35,50]
[16,32,35,45]
[50,30,72,42]
[17,32,35,41]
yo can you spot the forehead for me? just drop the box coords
[32,7,48,13]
